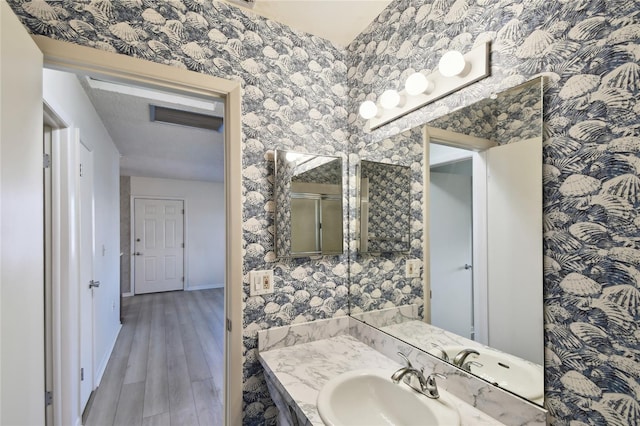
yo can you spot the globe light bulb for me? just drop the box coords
[286,152,301,162]
[379,89,401,110]
[405,72,433,96]
[438,51,467,77]
[358,100,378,120]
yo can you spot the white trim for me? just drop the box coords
[426,126,496,152]
[51,126,82,426]
[130,196,187,295]
[187,283,225,291]
[34,36,243,425]
[422,128,431,324]
[472,151,489,345]
[121,292,134,298]
[94,323,121,386]
[129,195,134,295]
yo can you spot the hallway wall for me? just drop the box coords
[43,69,121,387]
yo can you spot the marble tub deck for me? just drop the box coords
[258,334,506,425]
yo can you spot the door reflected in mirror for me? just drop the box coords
[274,150,343,258]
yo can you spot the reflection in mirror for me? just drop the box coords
[274,150,343,258]
[357,160,411,253]
[348,77,544,405]
[349,127,425,318]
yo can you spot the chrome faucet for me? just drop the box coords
[391,352,446,399]
[452,348,480,368]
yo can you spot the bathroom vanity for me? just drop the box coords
[258,316,547,426]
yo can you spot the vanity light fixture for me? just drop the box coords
[358,100,378,120]
[438,51,468,77]
[359,41,490,131]
[379,89,402,109]
[405,72,433,96]
[286,151,302,162]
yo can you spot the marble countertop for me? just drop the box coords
[259,334,507,425]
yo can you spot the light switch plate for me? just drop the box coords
[249,270,274,296]
[405,259,420,278]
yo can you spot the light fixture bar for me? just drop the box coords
[366,42,490,131]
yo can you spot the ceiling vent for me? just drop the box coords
[150,105,223,132]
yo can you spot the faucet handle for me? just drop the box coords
[431,344,450,362]
[461,360,483,372]
[396,352,414,368]
[424,373,447,399]
[428,372,446,382]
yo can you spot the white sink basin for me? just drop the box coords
[317,369,460,426]
[428,345,544,401]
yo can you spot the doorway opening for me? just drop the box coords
[37,36,242,426]
[430,156,474,339]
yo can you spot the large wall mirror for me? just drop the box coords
[348,77,544,405]
[274,150,344,258]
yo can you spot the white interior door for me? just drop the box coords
[79,141,95,410]
[430,167,473,338]
[134,198,185,294]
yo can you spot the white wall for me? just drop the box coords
[130,176,225,290]
[0,4,44,424]
[43,69,122,392]
[487,138,543,365]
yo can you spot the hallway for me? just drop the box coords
[84,289,224,426]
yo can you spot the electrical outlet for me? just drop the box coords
[405,259,420,278]
[249,270,274,296]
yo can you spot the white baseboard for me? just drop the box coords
[121,292,133,297]
[186,283,224,291]
[94,323,121,387]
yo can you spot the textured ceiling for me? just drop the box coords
[79,77,225,183]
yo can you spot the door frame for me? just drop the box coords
[34,36,243,425]
[78,139,97,411]
[130,196,187,295]
[423,127,489,343]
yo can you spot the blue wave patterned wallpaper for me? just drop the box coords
[428,79,542,145]
[6,0,349,423]
[347,1,640,425]
[360,160,411,253]
[10,0,640,423]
